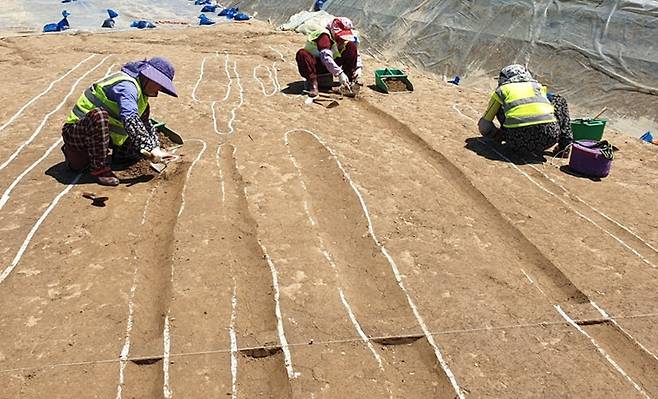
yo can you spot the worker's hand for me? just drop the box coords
[338,72,351,91]
[352,67,363,84]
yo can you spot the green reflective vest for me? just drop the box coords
[494,82,556,128]
[66,72,149,146]
[304,29,342,59]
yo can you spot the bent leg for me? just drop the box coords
[335,41,358,80]
[550,94,573,149]
[296,49,319,81]
[62,108,110,170]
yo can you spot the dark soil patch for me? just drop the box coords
[159,132,176,149]
[114,159,156,179]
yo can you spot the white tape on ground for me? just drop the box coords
[555,305,651,399]
[163,314,173,399]
[0,173,81,285]
[0,54,96,134]
[285,131,384,370]
[177,139,208,217]
[284,129,465,398]
[115,261,139,399]
[0,56,110,171]
[230,282,238,399]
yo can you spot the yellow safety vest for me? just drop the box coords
[66,72,149,146]
[304,29,342,59]
[494,82,556,128]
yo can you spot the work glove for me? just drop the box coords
[352,67,363,84]
[142,147,179,163]
[338,72,351,91]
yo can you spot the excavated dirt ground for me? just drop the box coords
[0,21,657,398]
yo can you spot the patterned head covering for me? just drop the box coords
[327,17,355,42]
[498,64,536,86]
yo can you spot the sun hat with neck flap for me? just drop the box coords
[121,57,178,97]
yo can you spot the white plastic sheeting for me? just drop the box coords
[232,0,658,133]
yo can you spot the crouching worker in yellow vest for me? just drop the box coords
[61,57,179,186]
[478,64,573,157]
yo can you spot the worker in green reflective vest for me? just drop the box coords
[61,57,178,186]
[478,64,573,157]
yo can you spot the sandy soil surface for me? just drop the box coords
[0,21,656,398]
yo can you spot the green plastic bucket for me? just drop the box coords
[374,68,414,93]
[571,118,607,141]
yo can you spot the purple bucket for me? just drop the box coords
[568,140,612,178]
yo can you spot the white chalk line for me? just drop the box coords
[257,241,300,379]
[163,314,172,399]
[0,173,81,285]
[216,145,225,204]
[226,62,244,136]
[2,311,657,375]
[192,56,208,102]
[141,187,157,226]
[115,258,139,399]
[555,305,651,399]
[104,63,117,78]
[269,46,286,63]
[177,139,208,217]
[590,301,658,362]
[230,281,238,399]
[0,55,110,172]
[284,132,384,370]
[253,65,277,97]
[284,129,465,398]
[451,105,657,270]
[0,54,97,134]
[211,52,233,135]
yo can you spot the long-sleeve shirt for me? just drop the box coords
[315,33,363,77]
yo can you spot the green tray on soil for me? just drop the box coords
[571,118,607,141]
[374,68,414,93]
[150,117,184,144]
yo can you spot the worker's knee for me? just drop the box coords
[87,108,110,127]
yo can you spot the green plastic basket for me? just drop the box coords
[374,68,414,93]
[571,118,607,141]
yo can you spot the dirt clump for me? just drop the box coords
[114,159,156,179]
[159,132,177,149]
[385,78,409,92]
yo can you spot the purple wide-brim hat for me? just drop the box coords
[140,57,178,97]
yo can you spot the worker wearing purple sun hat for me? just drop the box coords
[61,57,179,186]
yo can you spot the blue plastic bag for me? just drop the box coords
[233,12,250,21]
[102,18,115,28]
[43,23,60,32]
[107,9,119,18]
[219,7,238,17]
[640,131,654,143]
[131,20,156,29]
[194,0,211,5]
[199,14,216,25]
[313,0,325,11]
[201,5,217,13]
[448,75,460,85]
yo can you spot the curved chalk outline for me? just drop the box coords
[226,62,244,136]
[253,64,277,97]
[0,54,97,135]
[0,56,111,171]
[177,139,208,217]
[284,128,465,398]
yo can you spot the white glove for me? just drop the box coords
[338,72,351,89]
[352,67,363,82]
[144,147,179,163]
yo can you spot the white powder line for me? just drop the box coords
[257,241,300,380]
[253,65,277,97]
[284,129,464,398]
[555,305,650,399]
[192,56,208,102]
[222,51,233,102]
[230,281,238,399]
[525,163,658,255]
[452,105,657,269]
[270,64,288,97]
[0,56,110,171]
[104,63,117,78]
[520,269,534,284]
[216,145,225,204]
[0,54,97,134]
[518,269,547,296]
[141,187,157,226]
[269,46,286,62]
[177,139,208,217]
[590,301,658,362]
[115,260,139,399]
[285,132,384,370]
[226,61,244,136]
[163,314,173,399]
[0,173,81,284]
[0,137,62,210]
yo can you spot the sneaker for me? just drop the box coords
[308,79,319,98]
[90,166,119,186]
